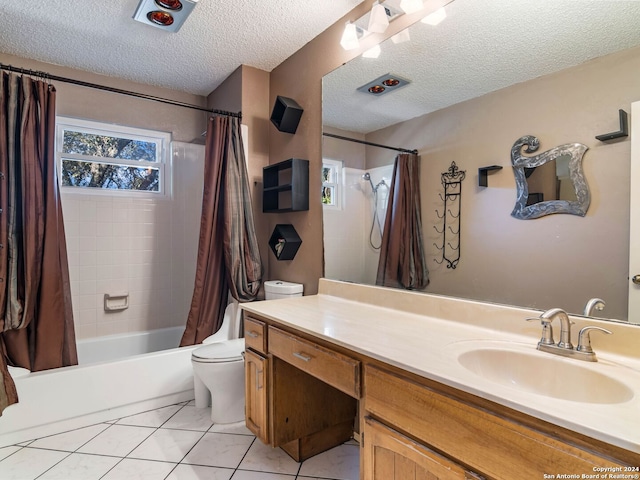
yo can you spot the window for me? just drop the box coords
[322,159,343,209]
[56,117,171,197]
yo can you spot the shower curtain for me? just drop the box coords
[180,115,262,346]
[0,72,77,415]
[376,153,429,290]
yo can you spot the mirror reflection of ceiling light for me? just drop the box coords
[391,28,411,44]
[358,73,411,96]
[399,0,424,15]
[340,21,360,50]
[368,1,390,33]
[362,44,382,59]
[133,0,199,32]
[421,7,447,25]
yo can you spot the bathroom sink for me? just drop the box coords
[452,342,634,404]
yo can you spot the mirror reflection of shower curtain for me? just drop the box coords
[376,153,429,290]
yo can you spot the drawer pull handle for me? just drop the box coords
[246,331,259,338]
[293,352,312,362]
[256,369,263,390]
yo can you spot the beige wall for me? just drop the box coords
[322,126,366,169]
[0,53,207,142]
[361,46,640,320]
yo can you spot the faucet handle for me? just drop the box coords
[577,326,612,353]
[525,317,555,345]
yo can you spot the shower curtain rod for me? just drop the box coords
[322,132,418,155]
[0,63,242,119]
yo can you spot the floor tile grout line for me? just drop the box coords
[229,435,256,479]
[32,450,74,480]
[160,428,209,480]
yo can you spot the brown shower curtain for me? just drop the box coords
[180,115,262,346]
[0,72,77,415]
[376,153,429,290]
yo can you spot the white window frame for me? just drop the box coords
[322,159,343,210]
[56,116,172,198]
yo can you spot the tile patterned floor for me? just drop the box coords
[0,401,359,480]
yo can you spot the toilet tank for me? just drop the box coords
[264,280,303,300]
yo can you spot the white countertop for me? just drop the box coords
[241,280,640,455]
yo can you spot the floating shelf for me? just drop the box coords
[478,165,503,187]
[263,158,309,213]
[269,224,302,261]
[595,109,628,142]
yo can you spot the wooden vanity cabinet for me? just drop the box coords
[243,314,358,462]
[363,365,638,479]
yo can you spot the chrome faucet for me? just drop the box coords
[526,308,612,362]
[583,298,606,317]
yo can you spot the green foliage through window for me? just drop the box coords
[57,117,169,195]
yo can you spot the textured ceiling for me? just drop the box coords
[323,0,640,134]
[0,0,364,96]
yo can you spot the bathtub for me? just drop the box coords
[0,327,199,448]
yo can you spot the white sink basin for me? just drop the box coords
[452,342,634,404]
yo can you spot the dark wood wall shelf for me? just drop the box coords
[263,158,309,213]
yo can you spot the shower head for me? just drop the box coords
[362,172,375,191]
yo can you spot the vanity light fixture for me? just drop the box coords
[133,0,199,32]
[421,7,447,25]
[362,44,382,59]
[391,28,411,44]
[368,1,390,33]
[400,0,424,15]
[340,21,360,50]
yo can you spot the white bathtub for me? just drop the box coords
[0,327,199,447]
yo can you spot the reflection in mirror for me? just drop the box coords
[510,135,589,220]
[322,0,640,324]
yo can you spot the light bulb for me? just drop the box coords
[421,7,447,26]
[362,44,381,59]
[391,28,410,44]
[399,0,423,14]
[340,21,359,50]
[367,1,389,34]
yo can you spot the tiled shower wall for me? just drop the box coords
[62,142,205,340]
[323,165,393,285]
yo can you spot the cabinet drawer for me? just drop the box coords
[268,327,360,398]
[364,365,623,478]
[244,316,267,354]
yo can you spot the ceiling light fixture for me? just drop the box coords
[362,44,382,59]
[340,21,360,50]
[399,0,424,15]
[358,73,411,96]
[133,0,198,32]
[391,29,411,44]
[421,7,447,26]
[368,1,390,34]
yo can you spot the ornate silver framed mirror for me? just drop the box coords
[510,135,590,220]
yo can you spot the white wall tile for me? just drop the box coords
[62,142,204,341]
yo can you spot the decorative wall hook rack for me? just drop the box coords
[595,109,628,142]
[434,161,465,269]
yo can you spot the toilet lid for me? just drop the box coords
[192,338,245,363]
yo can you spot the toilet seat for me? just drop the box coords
[191,338,245,364]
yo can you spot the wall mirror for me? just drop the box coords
[510,135,590,220]
[322,0,640,324]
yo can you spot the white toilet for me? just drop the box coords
[191,281,303,424]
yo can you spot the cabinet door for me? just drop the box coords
[363,417,477,480]
[245,349,269,444]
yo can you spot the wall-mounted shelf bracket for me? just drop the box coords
[595,109,628,142]
[478,165,503,187]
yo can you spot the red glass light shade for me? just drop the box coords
[368,85,386,94]
[383,78,400,87]
[147,11,174,26]
[155,0,182,10]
